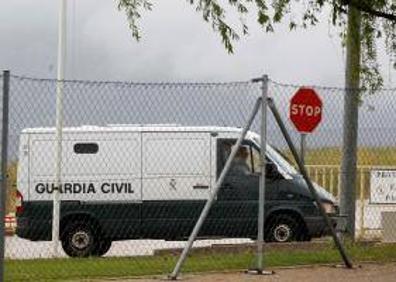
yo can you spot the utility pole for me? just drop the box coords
[340,3,362,240]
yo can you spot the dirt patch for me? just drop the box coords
[95,262,396,282]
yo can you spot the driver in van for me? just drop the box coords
[227,145,251,176]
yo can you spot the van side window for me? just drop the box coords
[217,139,254,177]
[217,139,277,178]
[73,143,99,154]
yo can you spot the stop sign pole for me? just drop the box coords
[300,133,307,164]
[289,87,323,164]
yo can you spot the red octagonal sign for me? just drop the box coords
[289,87,323,133]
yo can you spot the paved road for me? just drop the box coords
[5,235,252,259]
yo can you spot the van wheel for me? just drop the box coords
[61,221,97,257]
[266,215,297,243]
[92,240,112,257]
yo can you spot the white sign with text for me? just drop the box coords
[371,170,396,204]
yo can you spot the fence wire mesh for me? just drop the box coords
[3,73,396,281]
[270,81,396,241]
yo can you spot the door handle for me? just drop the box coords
[193,184,209,189]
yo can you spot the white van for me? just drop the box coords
[16,125,339,257]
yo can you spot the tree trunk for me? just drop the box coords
[340,4,362,240]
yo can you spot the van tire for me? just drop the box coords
[265,215,297,243]
[61,221,97,257]
[92,240,112,257]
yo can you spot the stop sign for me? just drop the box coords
[289,87,322,133]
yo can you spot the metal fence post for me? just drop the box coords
[53,0,67,256]
[250,75,272,275]
[257,75,267,272]
[0,70,10,281]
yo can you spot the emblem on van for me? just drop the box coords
[170,179,176,190]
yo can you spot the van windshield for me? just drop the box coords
[266,145,298,175]
[251,136,298,176]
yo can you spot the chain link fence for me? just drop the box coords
[2,73,396,281]
[270,81,396,240]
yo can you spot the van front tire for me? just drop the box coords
[92,240,112,257]
[61,221,97,257]
[266,215,297,243]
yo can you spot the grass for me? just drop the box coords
[6,242,396,281]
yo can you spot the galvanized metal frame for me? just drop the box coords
[169,97,263,279]
[53,0,67,257]
[267,97,353,269]
[249,75,272,275]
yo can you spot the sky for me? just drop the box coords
[1,0,395,87]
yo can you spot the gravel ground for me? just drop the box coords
[94,263,396,282]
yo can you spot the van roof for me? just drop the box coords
[21,125,251,135]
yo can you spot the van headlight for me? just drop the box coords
[321,202,336,214]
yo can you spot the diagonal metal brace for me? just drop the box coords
[169,97,263,280]
[266,97,353,269]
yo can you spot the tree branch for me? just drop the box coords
[341,0,396,21]
[333,0,348,14]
